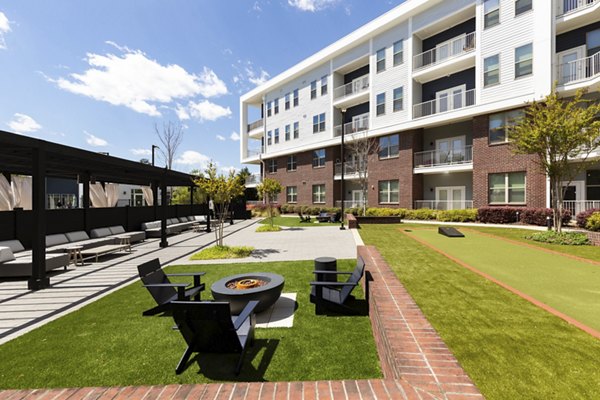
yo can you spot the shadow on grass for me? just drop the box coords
[312,298,369,317]
[250,249,281,259]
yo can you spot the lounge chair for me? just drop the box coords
[137,258,205,316]
[298,211,311,223]
[0,240,69,278]
[170,300,258,375]
[310,256,367,315]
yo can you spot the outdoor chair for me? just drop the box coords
[170,300,258,375]
[298,211,311,223]
[137,258,205,316]
[310,256,367,315]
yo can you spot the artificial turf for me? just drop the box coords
[0,260,380,389]
[360,223,600,400]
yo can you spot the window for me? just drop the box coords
[285,124,290,141]
[313,149,326,168]
[267,130,272,145]
[379,180,399,204]
[489,172,525,204]
[379,134,400,159]
[293,89,299,107]
[586,170,600,200]
[515,0,532,15]
[376,48,386,72]
[286,186,298,203]
[489,109,524,144]
[267,159,277,174]
[287,155,297,171]
[393,40,404,66]
[267,101,272,117]
[484,0,500,28]
[274,128,279,144]
[313,113,326,133]
[321,76,328,96]
[274,98,279,114]
[293,121,299,139]
[376,93,386,116]
[285,93,290,110]
[587,29,600,56]
[484,54,500,87]
[310,80,317,99]
[393,87,403,112]
[515,43,533,78]
[312,184,326,204]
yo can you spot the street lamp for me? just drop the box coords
[151,145,160,166]
[340,108,346,230]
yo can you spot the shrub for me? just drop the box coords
[405,208,437,220]
[576,208,600,228]
[364,207,407,217]
[585,212,600,232]
[520,208,571,226]
[477,207,524,224]
[437,209,478,222]
[251,203,280,217]
[256,224,282,232]
[526,231,590,246]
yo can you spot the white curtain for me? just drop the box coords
[11,176,32,210]
[141,186,153,206]
[89,183,108,208]
[105,183,120,207]
[0,174,14,211]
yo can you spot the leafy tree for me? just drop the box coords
[256,178,283,227]
[170,186,207,205]
[510,88,600,232]
[194,162,245,246]
[236,167,252,184]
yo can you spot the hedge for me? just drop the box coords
[576,208,600,228]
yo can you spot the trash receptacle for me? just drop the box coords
[314,256,337,282]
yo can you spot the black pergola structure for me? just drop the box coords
[0,129,203,290]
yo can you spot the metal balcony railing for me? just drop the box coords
[334,118,369,137]
[558,0,599,16]
[414,200,474,210]
[334,162,366,176]
[413,32,476,70]
[247,119,263,132]
[245,174,262,186]
[333,74,370,101]
[413,89,476,119]
[246,147,263,158]
[557,52,600,85]
[562,200,600,216]
[335,200,367,209]
[414,145,473,168]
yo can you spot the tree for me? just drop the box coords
[170,186,207,205]
[344,130,379,216]
[155,121,184,169]
[194,162,245,246]
[236,167,252,184]
[256,178,283,227]
[510,88,600,233]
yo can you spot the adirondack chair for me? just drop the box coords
[310,256,367,315]
[170,300,259,375]
[137,258,205,316]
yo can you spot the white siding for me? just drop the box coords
[332,42,370,70]
[412,0,475,33]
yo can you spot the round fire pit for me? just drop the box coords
[211,272,285,314]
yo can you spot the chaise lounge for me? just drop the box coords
[0,240,69,278]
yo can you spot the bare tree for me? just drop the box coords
[344,131,379,216]
[154,121,184,169]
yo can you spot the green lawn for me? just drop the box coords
[259,216,337,227]
[0,260,380,389]
[360,224,600,400]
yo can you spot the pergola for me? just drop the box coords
[0,129,203,290]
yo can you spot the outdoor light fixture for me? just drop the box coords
[340,108,347,230]
[151,145,160,166]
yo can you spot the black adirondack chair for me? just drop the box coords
[310,256,367,315]
[137,258,205,316]
[171,300,258,375]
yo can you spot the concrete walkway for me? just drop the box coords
[0,219,357,345]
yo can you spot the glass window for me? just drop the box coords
[484,54,500,87]
[515,0,532,15]
[312,184,326,204]
[313,115,319,133]
[393,40,403,66]
[267,159,277,174]
[287,186,297,203]
[310,80,317,99]
[274,128,279,144]
[587,29,600,55]
[489,109,524,144]
[267,130,272,145]
[285,93,290,110]
[376,93,386,116]
[586,170,600,200]
[319,113,325,132]
[393,87,403,112]
[515,43,533,78]
[321,76,328,96]
[267,101,272,117]
[484,0,500,28]
[313,149,326,168]
[379,180,399,204]
[489,172,526,204]
[293,89,299,107]
[376,48,386,73]
[293,121,299,139]
[274,98,279,114]
[287,155,297,171]
[379,134,400,159]
[285,124,290,141]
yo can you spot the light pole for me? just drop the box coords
[151,145,159,166]
[340,109,346,230]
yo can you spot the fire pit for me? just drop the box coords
[211,272,285,314]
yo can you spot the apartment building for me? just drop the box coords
[240,0,600,214]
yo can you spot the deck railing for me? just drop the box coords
[413,89,476,119]
[414,145,473,168]
[557,52,600,85]
[333,74,370,101]
[335,200,367,209]
[413,32,475,70]
[557,0,599,16]
[245,174,262,186]
[414,200,474,210]
[334,118,369,137]
[247,119,263,132]
[334,162,366,176]
[562,200,600,216]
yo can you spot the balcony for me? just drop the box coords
[557,52,600,86]
[247,119,264,138]
[414,200,474,210]
[245,146,264,160]
[413,33,476,83]
[413,89,476,119]
[334,161,366,179]
[558,0,599,16]
[334,118,369,137]
[414,146,473,174]
[335,199,367,209]
[563,200,600,216]
[245,174,262,187]
[556,0,600,34]
[332,75,370,109]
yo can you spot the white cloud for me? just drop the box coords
[175,150,211,171]
[85,131,108,147]
[130,148,151,156]
[0,11,11,50]
[230,131,240,141]
[216,134,226,141]
[248,68,270,86]
[232,60,270,92]
[287,0,339,12]
[220,166,239,175]
[51,43,228,116]
[8,113,42,134]
[186,100,232,122]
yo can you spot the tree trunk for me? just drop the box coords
[552,177,562,234]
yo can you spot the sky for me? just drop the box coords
[0,0,404,175]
